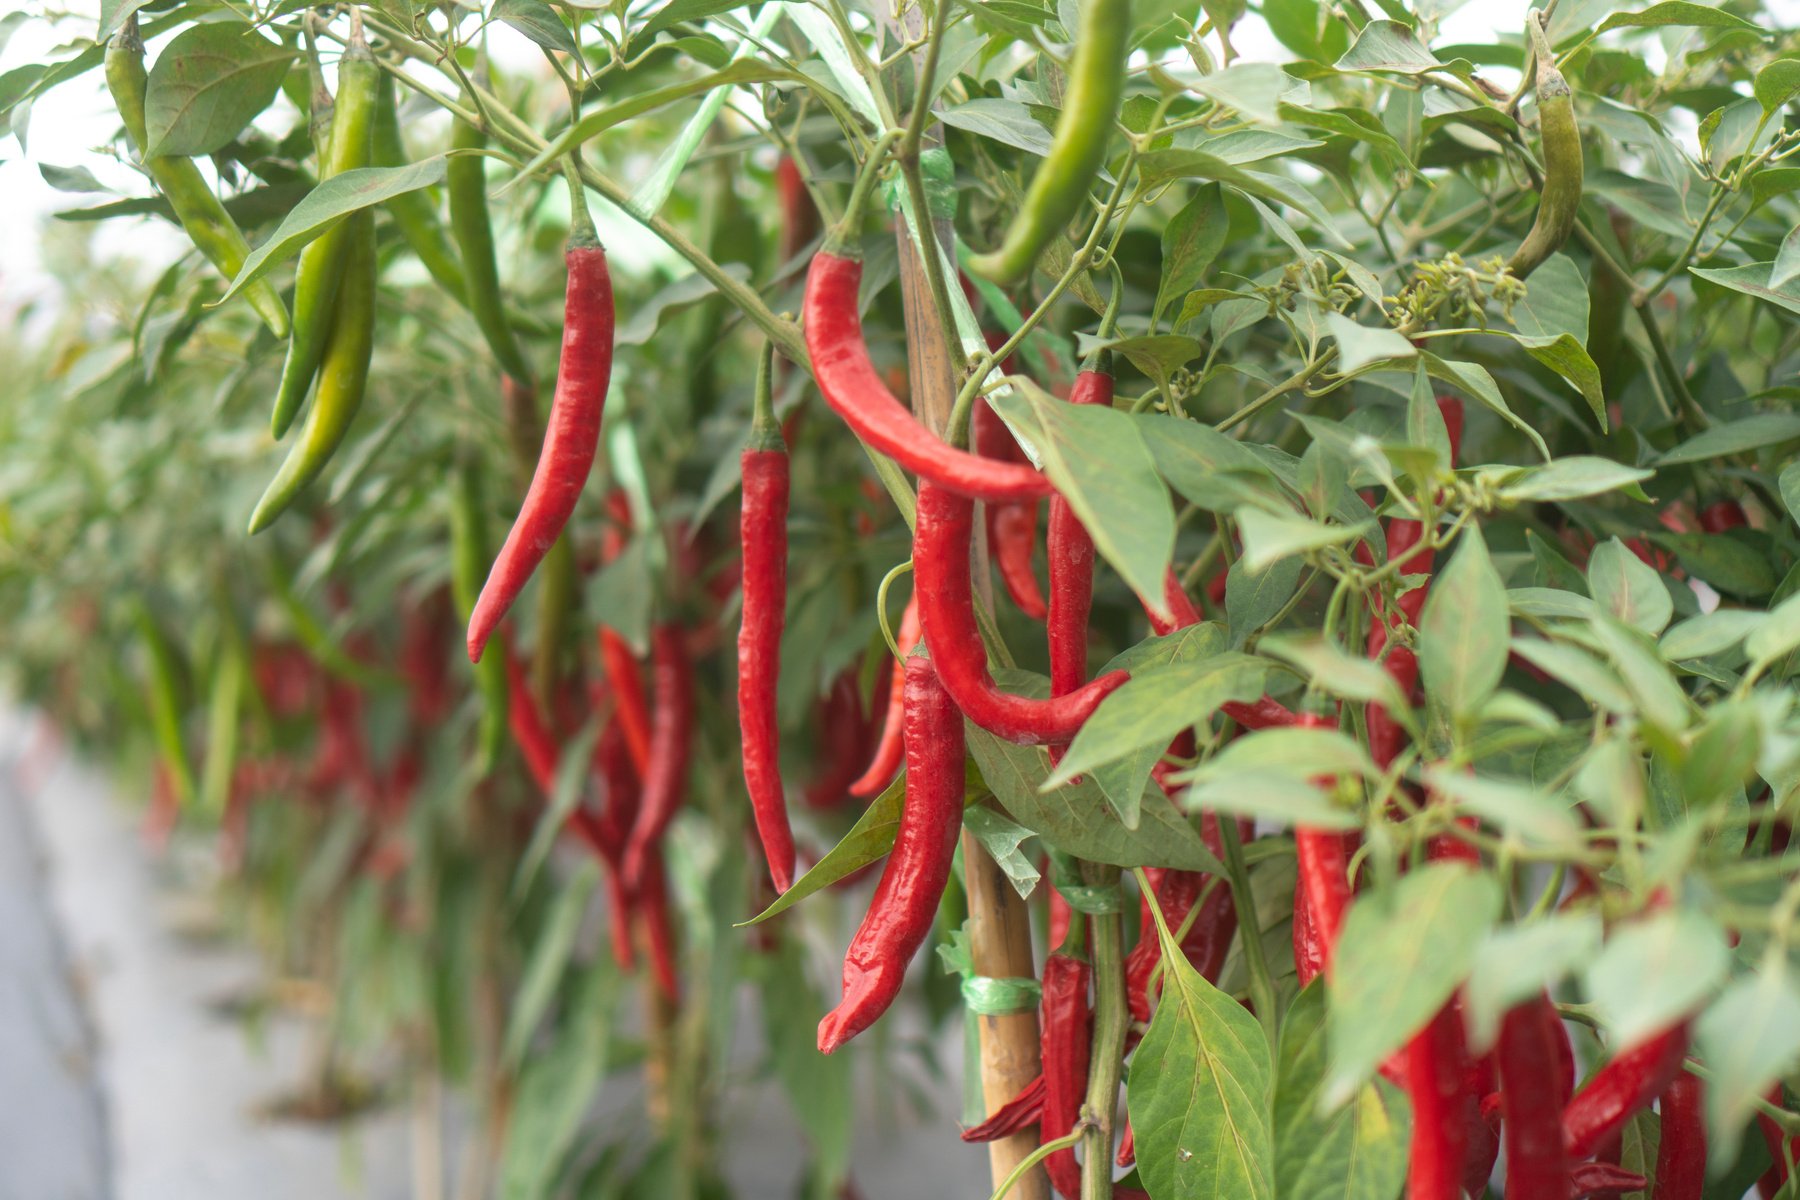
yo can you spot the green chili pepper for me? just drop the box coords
[1508,13,1581,281]
[199,628,246,814]
[373,72,468,301]
[531,531,577,713]
[966,0,1129,285]
[448,90,534,385]
[130,599,197,808]
[450,463,509,773]
[104,16,290,339]
[248,209,376,533]
[269,22,379,439]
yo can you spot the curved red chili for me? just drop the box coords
[991,501,1047,620]
[1568,1161,1650,1198]
[1039,949,1092,1199]
[818,655,964,1053]
[802,253,1054,503]
[622,624,696,890]
[1498,994,1571,1200]
[1125,813,1241,1022]
[851,598,921,797]
[1139,564,1297,730]
[1563,1022,1690,1159]
[466,240,616,663]
[960,1073,1045,1143]
[1699,499,1748,533]
[914,481,1128,744]
[591,713,639,971]
[1655,1068,1704,1200]
[739,344,796,892]
[1048,370,1112,697]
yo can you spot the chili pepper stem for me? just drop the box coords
[1079,862,1127,1200]
[1219,816,1279,1045]
[823,130,903,257]
[562,157,598,248]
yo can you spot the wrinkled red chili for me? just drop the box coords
[818,655,964,1053]
[466,239,617,663]
[1563,1022,1691,1159]
[1654,1068,1705,1200]
[803,253,1054,503]
[914,481,1128,744]
[622,624,696,889]
[1039,949,1092,1199]
[1047,369,1112,698]
[1497,994,1571,1200]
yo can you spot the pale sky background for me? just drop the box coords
[0,1,1793,327]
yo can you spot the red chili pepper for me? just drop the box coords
[802,253,1054,502]
[505,650,559,795]
[466,240,616,663]
[1138,565,1298,731]
[974,397,1049,620]
[1047,369,1112,698]
[1654,1068,1704,1200]
[818,655,964,1053]
[1117,1116,1136,1168]
[1567,1161,1650,1199]
[621,624,696,889]
[806,666,885,809]
[1756,1085,1796,1198]
[591,714,639,972]
[400,588,455,724]
[1292,868,1325,987]
[638,845,680,1002]
[1699,499,1748,533]
[1498,994,1571,1200]
[1124,813,1241,1022]
[914,481,1128,744]
[960,1073,1046,1143]
[1404,999,1473,1200]
[851,598,922,798]
[1047,882,1073,952]
[1145,567,1202,634]
[597,627,653,779]
[738,343,796,893]
[1039,949,1092,1199]
[775,155,819,265]
[1563,1023,1691,1159]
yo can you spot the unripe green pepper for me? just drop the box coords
[1508,13,1582,280]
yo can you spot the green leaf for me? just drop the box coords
[1657,413,1800,464]
[1187,62,1288,125]
[1421,767,1583,849]
[503,861,599,1068]
[1128,935,1275,1200]
[961,807,1041,899]
[1589,619,1693,733]
[1419,524,1509,722]
[1260,634,1413,723]
[1335,19,1441,73]
[1650,531,1777,598]
[1680,700,1762,808]
[739,763,980,925]
[1273,982,1411,1200]
[1503,254,1605,425]
[499,966,615,1200]
[1774,227,1800,291]
[1780,461,1800,527]
[1690,262,1800,317]
[938,98,1055,157]
[1511,638,1636,713]
[1463,914,1605,1052]
[1586,538,1673,636]
[494,0,579,55]
[1508,587,1600,622]
[1153,184,1227,326]
[630,0,759,45]
[1584,910,1730,1050]
[994,383,1175,620]
[1047,652,1267,788]
[1083,629,1228,827]
[1324,313,1417,374]
[1421,354,1551,461]
[1279,102,1413,166]
[1746,591,1800,667]
[1594,1,1766,37]
[969,729,1223,873]
[1235,505,1372,573]
[1182,771,1359,829]
[143,23,296,158]
[1497,457,1656,503]
[1695,966,1800,1155]
[1225,553,1304,648]
[1660,610,1767,661]
[1144,414,1289,514]
[1326,864,1503,1105]
[217,159,447,304]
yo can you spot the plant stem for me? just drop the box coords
[1217,816,1279,1047]
[1080,861,1127,1200]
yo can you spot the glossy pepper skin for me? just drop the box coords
[802,253,1054,503]
[914,481,1128,744]
[850,598,921,798]
[737,343,796,892]
[1563,1023,1690,1159]
[103,16,289,339]
[466,240,616,661]
[817,655,963,1053]
[1124,814,1240,1022]
[621,624,696,889]
[1405,1000,1473,1200]
[1654,1068,1705,1200]
[247,208,377,533]
[1039,950,1093,1199]
[967,0,1128,284]
[1047,370,1112,697]
[974,398,1047,619]
[1498,995,1572,1200]
[598,627,652,777]
[270,25,378,439]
